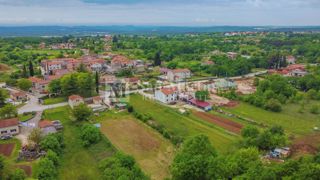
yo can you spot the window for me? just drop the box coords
[1,130,7,134]
[10,129,17,133]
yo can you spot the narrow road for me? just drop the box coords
[16,111,42,145]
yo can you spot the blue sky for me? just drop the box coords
[0,0,319,26]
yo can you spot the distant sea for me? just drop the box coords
[0,25,319,37]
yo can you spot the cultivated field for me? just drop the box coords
[129,94,238,153]
[193,112,243,134]
[224,102,320,136]
[100,113,174,180]
[0,143,15,157]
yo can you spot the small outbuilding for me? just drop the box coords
[68,95,84,109]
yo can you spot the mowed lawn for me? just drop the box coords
[43,107,115,180]
[224,102,320,136]
[100,113,175,180]
[129,94,238,153]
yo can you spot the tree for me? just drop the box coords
[95,71,99,94]
[28,60,34,77]
[154,51,161,66]
[0,88,8,107]
[9,169,26,180]
[77,63,87,73]
[80,124,101,147]
[0,104,17,119]
[36,158,57,180]
[61,74,78,96]
[149,79,157,95]
[28,128,42,146]
[48,79,61,94]
[265,99,282,112]
[171,135,216,180]
[22,64,28,78]
[17,78,32,91]
[40,134,63,154]
[195,90,209,101]
[241,126,260,138]
[46,150,59,166]
[72,103,93,121]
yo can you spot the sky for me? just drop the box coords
[0,0,319,26]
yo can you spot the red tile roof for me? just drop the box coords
[93,96,102,101]
[39,120,53,128]
[0,118,19,128]
[160,87,178,95]
[189,99,211,108]
[68,95,83,101]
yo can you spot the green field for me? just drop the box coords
[42,106,115,180]
[43,97,66,105]
[223,102,320,136]
[129,94,238,153]
[100,112,175,180]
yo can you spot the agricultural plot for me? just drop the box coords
[0,143,15,157]
[224,102,320,136]
[101,115,175,180]
[129,94,238,153]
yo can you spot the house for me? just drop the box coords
[38,120,57,136]
[189,99,212,111]
[286,56,296,64]
[288,69,308,77]
[213,79,237,91]
[167,69,191,82]
[28,77,50,94]
[68,95,84,109]
[227,52,238,60]
[0,118,19,136]
[155,87,178,104]
[100,75,117,85]
[110,55,134,72]
[93,96,103,105]
[125,77,140,90]
[10,91,28,102]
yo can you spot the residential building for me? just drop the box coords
[167,69,191,82]
[155,87,178,104]
[39,120,57,136]
[286,56,296,64]
[0,118,19,135]
[227,52,238,60]
[213,79,237,91]
[125,77,140,90]
[100,75,117,85]
[188,99,212,111]
[28,77,50,94]
[10,91,28,102]
[68,95,84,109]
[93,96,103,105]
[110,55,134,72]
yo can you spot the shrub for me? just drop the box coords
[310,104,320,114]
[265,99,282,112]
[37,158,57,180]
[80,124,101,147]
[40,134,63,154]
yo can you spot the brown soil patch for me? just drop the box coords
[194,112,243,134]
[224,101,239,107]
[291,133,320,158]
[0,143,15,157]
[15,165,32,176]
[0,63,10,72]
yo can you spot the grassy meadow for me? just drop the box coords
[99,112,175,180]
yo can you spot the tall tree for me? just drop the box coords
[28,60,34,77]
[154,51,161,66]
[22,64,28,78]
[95,71,99,94]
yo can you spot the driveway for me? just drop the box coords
[16,111,42,145]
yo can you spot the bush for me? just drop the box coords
[40,134,63,154]
[37,158,58,180]
[265,99,282,112]
[310,104,320,114]
[127,105,134,113]
[72,103,93,121]
[9,169,26,180]
[80,124,101,147]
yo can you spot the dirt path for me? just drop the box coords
[101,118,175,180]
[194,112,243,134]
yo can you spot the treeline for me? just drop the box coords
[170,134,320,180]
[49,72,96,97]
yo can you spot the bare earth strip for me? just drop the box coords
[101,117,175,180]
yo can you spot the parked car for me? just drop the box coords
[0,134,12,140]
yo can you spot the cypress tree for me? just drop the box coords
[95,71,99,94]
[29,60,34,77]
[154,51,161,66]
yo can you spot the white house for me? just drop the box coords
[155,87,178,104]
[0,118,19,135]
[167,69,191,82]
[68,95,84,109]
